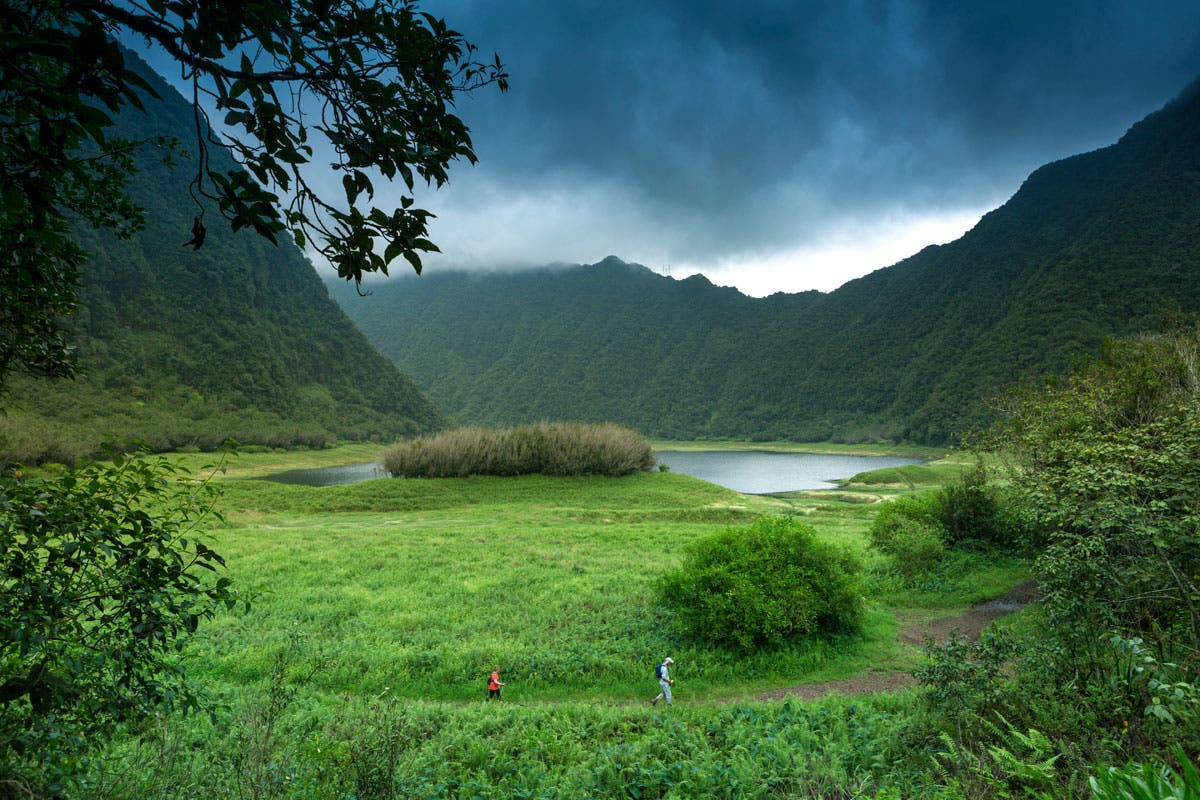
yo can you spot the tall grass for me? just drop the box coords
[382,422,657,478]
[94,687,935,800]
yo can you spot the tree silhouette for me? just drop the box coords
[0,0,506,386]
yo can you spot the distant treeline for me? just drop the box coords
[0,376,417,466]
[333,80,1200,446]
[381,422,656,478]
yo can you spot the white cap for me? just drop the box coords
[664,657,674,664]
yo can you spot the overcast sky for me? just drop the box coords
[135,2,1200,296]
[392,0,1199,296]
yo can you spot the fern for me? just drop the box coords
[1090,745,1200,800]
[933,716,1062,797]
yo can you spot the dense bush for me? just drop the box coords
[868,464,1013,572]
[0,451,242,797]
[870,513,947,575]
[915,327,1200,795]
[656,516,863,649]
[938,463,1004,546]
[869,491,946,570]
[381,422,656,478]
[992,326,1200,665]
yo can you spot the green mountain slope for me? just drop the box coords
[2,53,442,463]
[331,79,1200,445]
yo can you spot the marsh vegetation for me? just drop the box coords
[380,421,657,478]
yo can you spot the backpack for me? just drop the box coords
[655,662,665,680]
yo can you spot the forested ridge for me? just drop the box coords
[1,52,443,462]
[332,78,1200,445]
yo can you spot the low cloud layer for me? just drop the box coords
[411,0,1200,294]
[128,2,1200,295]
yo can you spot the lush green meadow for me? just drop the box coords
[177,445,1020,705]
[68,328,1200,800]
[82,443,1031,798]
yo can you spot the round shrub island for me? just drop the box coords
[381,421,657,478]
[656,516,864,649]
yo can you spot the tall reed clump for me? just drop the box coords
[381,422,656,478]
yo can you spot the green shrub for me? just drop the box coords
[381,422,656,478]
[939,462,1005,546]
[0,450,243,796]
[876,515,947,574]
[869,465,1016,566]
[992,325,1200,678]
[656,516,863,649]
[869,492,946,558]
[916,629,1021,731]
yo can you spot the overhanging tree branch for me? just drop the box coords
[0,0,506,387]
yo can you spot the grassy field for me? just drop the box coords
[173,443,1024,707]
[79,442,1033,799]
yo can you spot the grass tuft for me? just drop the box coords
[382,422,657,478]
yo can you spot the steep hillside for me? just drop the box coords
[331,79,1200,445]
[1,52,442,463]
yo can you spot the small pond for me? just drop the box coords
[259,462,387,487]
[258,451,922,493]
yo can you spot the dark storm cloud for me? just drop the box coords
[126,1,1200,288]
[430,0,1200,265]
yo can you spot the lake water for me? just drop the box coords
[655,451,922,494]
[259,451,922,493]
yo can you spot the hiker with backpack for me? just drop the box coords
[487,665,506,701]
[651,657,675,705]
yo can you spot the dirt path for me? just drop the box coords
[755,581,1038,702]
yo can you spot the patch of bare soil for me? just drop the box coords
[755,581,1037,702]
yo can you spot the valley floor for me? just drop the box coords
[167,441,1026,705]
[70,441,1040,800]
